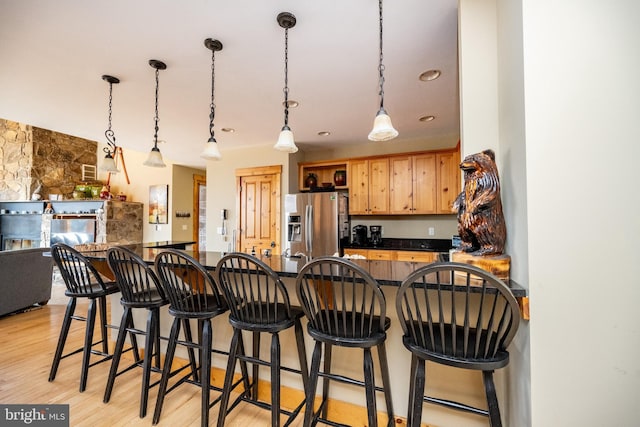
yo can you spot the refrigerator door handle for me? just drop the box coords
[305,204,313,254]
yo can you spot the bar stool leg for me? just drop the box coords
[98,296,110,354]
[321,343,332,420]
[49,297,77,382]
[216,328,242,427]
[139,308,158,418]
[79,298,98,392]
[407,354,425,427]
[483,370,502,427]
[363,347,378,427]
[252,331,261,400]
[152,318,181,425]
[182,319,198,381]
[303,340,323,427]
[200,319,212,427]
[103,307,133,403]
[294,318,309,391]
[377,341,394,426]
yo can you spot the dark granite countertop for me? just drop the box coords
[343,238,452,252]
[81,246,526,297]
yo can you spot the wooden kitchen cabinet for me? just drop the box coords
[344,248,393,279]
[300,144,459,216]
[436,150,461,214]
[390,153,437,214]
[348,158,389,215]
[344,248,438,280]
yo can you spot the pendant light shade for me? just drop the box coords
[368,107,398,141]
[273,12,298,154]
[201,38,223,160]
[368,0,398,142]
[99,75,121,173]
[274,125,296,153]
[143,59,167,168]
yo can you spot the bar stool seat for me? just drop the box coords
[102,246,171,418]
[48,243,120,392]
[395,262,521,427]
[215,252,308,427]
[152,249,229,427]
[295,256,394,427]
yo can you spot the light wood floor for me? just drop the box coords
[0,283,304,427]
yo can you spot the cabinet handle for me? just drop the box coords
[443,187,448,192]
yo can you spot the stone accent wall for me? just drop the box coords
[0,118,98,201]
[0,120,33,200]
[98,200,143,244]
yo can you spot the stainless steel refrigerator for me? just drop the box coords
[285,191,349,258]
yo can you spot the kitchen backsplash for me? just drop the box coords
[350,215,457,240]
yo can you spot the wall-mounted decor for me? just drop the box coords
[149,184,168,224]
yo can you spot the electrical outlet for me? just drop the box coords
[428,227,435,236]
[181,224,188,231]
[216,226,224,235]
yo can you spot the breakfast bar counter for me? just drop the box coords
[81,244,527,426]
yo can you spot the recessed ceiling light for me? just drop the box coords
[317,131,331,136]
[419,69,441,81]
[419,115,435,122]
[283,100,299,108]
[221,128,235,133]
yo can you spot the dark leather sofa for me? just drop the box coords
[0,247,54,316]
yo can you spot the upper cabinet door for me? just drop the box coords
[368,158,389,214]
[412,153,437,214]
[436,150,461,214]
[389,156,413,214]
[348,159,370,215]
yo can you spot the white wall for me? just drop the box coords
[521,1,640,426]
[462,1,640,426]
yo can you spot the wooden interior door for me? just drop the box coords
[236,165,281,255]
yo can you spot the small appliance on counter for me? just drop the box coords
[352,225,368,246]
[369,225,382,247]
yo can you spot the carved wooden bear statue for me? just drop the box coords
[453,149,506,255]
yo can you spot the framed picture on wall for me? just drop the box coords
[149,184,169,224]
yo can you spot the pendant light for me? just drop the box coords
[273,12,298,153]
[143,59,167,167]
[201,38,223,160]
[99,75,120,173]
[368,0,398,142]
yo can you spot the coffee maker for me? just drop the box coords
[369,225,382,247]
[352,225,368,246]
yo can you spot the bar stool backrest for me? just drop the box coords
[216,252,293,328]
[296,256,387,343]
[106,246,166,304]
[51,242,111,296]
[396,262,520,367]
[154,249,226,317]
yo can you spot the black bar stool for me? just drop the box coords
[48,242,120,392]
[295,256,394,427]
[152,249,229,427]
[395,262,521,427]
[215,252,308,427]
[103,246,170,418]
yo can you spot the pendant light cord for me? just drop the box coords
[153,67,160,148]
[377,0,386,110]
[283,26,289,127]
[209,48,216,139]
[104,81,116,154]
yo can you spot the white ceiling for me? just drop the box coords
[0,0,459,169]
